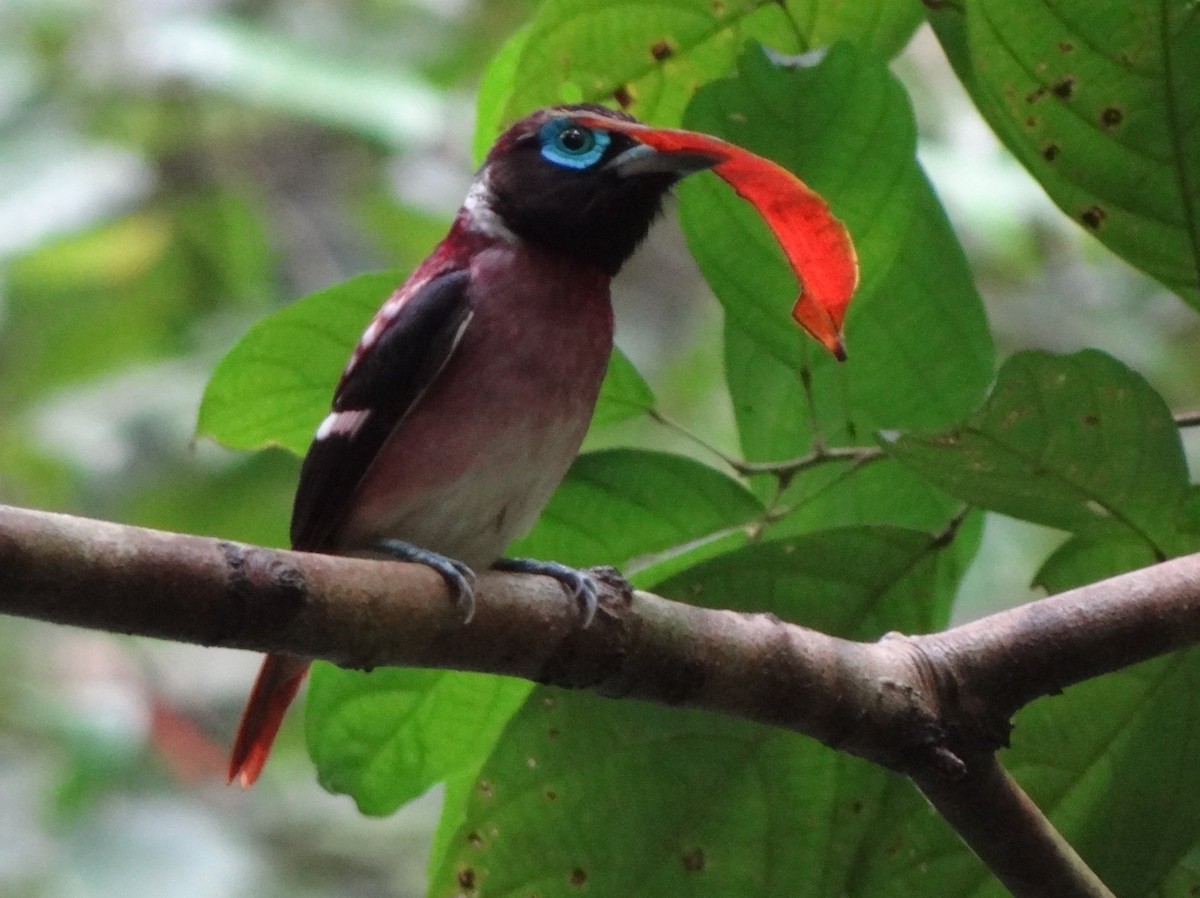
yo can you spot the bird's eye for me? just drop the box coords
[539,119,611,170]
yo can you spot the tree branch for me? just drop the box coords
[914,757,1115,898]
[5,503,1200,896]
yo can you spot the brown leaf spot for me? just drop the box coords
[570,868,588,888]
[1100,106,1124,128]
[711,0,725,14]
[1080,206,1107,231]
[1025,115,1038,129]
[1052,76,1075,99]
[1058,41,1075,53]
[1025,84,1048,104]
[545,788,558,802]
[547,726,560,739]
[612,84,633,108]
[457,868,477,890]
[1083,413,1100,426]
[650,40,675,61]
[467,830,485,849]
[1042,143,1060,162]
[850,799,864,814]
[682,848,707,872]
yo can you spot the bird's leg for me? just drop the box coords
[373,539,477,622]
[491,558,626,627]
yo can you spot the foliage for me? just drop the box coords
[4,0,1199,895]
[190,0,1200,895]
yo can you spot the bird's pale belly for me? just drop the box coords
[338,405,591,569]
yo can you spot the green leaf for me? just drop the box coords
[198,271,402,455]
[681,44,993,456]
[306,666,532,816]
[1001,651,1200,898]
[429,526,968,898]
[929,0,1200,304]
[472,25,533,165]
[888,349,1192,556]
[590,349,655,428]
[783,0,923,59]
[507,449,763,569]
[473,0,924,148]
[1033,532,1159,594]
[472,0,803,139]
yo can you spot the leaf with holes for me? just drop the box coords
[929,0,1200,304]
[887,349,1193,557]
[428,526,968,898]
[472,0,923,153]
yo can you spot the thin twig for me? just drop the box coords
[732,444,884,478]
[915,757,1115,898]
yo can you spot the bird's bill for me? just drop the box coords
[575,112,857,361]
[605,142,722,178]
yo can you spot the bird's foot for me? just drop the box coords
[373,539,477,622]
[492,559,627,627]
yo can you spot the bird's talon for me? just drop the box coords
[493,557,606,627]
[373,539,478,624]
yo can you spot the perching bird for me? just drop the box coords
[228,103,857,786]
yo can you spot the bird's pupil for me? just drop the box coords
[559,127,590,153]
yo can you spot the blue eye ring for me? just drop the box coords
[538,118,611,170]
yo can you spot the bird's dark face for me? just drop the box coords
[475,105,718,275]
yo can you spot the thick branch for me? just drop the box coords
[6,503,1200,896]
[0,504,929,770]
[914,552,1200,724]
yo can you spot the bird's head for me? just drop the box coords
[470,103,858,359]
[473,104,719,276]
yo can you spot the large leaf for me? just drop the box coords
[507,448,763,569]
[475,0,800,140]
[929,0,1200,304]
[888,349,1194,557]
[306,667,532,816]
[429,526,969,898]
[197,272,655,454]
[472,0,923,153]
[680,44,993,458]
[995,651,1200,898]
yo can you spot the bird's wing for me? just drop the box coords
[290,268,473,551]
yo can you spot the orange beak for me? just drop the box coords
[579,113,858,360]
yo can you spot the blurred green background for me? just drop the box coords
[0,1,1195,895]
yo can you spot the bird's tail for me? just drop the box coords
[227,654,310,787]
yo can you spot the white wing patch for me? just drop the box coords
[315,408,371,440]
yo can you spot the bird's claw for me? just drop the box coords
[373,539,478,623]
[492,558,605,627]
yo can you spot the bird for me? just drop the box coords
[227,103,857,787]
